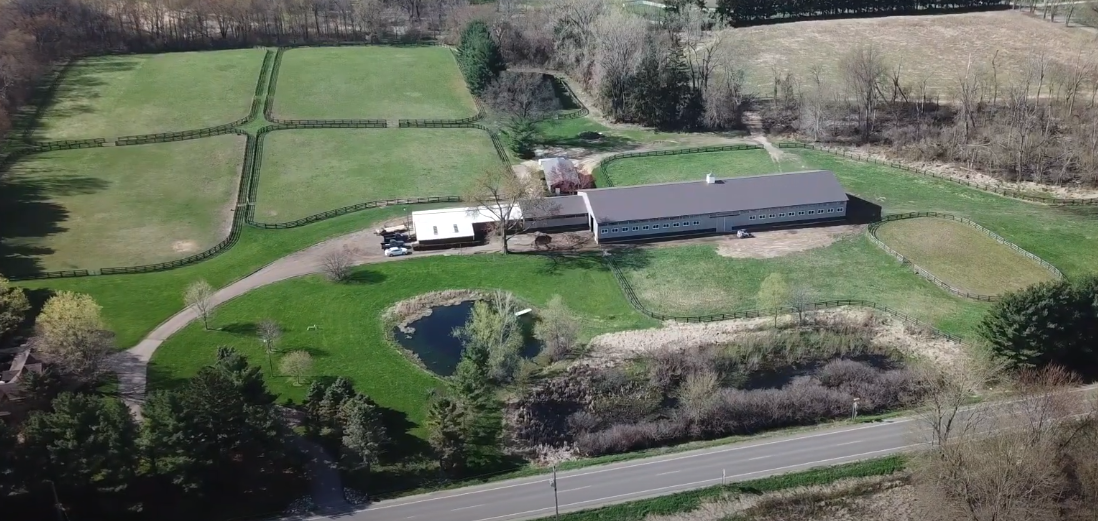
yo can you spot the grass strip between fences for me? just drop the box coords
[866,212,1063,302]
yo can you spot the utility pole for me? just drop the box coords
[45,480,63,521]
[852,398,860,421]
[551,465,560,517]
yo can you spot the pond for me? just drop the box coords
[393,301,541,377]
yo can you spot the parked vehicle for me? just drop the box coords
[384,246,411,257]
[374,224,408,236]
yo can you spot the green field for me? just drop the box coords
[604,147,1098,336]
[33,49,265,141]
[254,128,503,222]
[624,239,987,336]
[601,148,1098,277]
[273,46,478,121]
[0,135,246,273]
[148,254,654,433]
[874,217,1058,296]
[14,204,453,349]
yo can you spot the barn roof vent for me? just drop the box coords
[705,173,715,185]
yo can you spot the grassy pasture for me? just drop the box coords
[14,204,454,349]
[273,46,479,121]
[33,49,265,141]
[874,217,1058,296]
[254,128,503,222]
[0,135,246,274]
[603,147,1098,336]
[148,254,653,434]
[733,11,1095,92]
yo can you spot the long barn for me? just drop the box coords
[581,171,848,243]
[410,170,849,246]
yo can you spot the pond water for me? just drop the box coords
[393,301,541,377]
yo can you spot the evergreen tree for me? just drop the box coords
[215,346,274,406]
[426,396,467,475]
[457,20,505,94]
[980,276,1098,373]
[339,395,387,473]
[22,393,138,494]
[0,420,20,496]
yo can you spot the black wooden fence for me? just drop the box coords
[866,212,1063,302]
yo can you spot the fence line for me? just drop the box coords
[797,143,1098,207]
[249,196,461,229]
[99,131,255,275]
[598,144,766,187]
[865,212,1063,302]
[603,254,963,342]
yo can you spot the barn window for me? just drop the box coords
[432,226,438,235]
[673,223,680,227]
[799,211,806,215]
[664,224,670,228]
[642,225,649,230]
[601,228,607,234]
[770,214,776,218]
[807,210,814,215]
[749,216,755,220]
[633,226,639,231]
[693,221,700,226]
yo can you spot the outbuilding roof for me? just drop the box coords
[519,195,589,218]
[579,171,847,223]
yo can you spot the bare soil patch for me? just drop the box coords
[171,240,198,253]
[707,224,864,259]
[585,307,963,367]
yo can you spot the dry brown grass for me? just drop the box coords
[734,11,1097,92]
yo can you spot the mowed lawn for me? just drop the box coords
[874,217,1058,296]
[34,49,265,140]
[605,147,1098,337]
[273,46,478,120]
[254,128,503,222]
[0,135,246,272]
[148,254,654,435]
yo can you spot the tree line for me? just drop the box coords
[713,0,1007,26]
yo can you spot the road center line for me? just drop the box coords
[451,504,485,511]
[655,470,682,476]
[560,485,591,493]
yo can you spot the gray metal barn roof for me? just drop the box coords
[579,171,847,223]
[520,195,589,218]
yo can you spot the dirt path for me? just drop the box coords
[743,111,785,165]
[109,226,496,413]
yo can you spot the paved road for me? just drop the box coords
[295,386,1097,521]
[307,418,921,521]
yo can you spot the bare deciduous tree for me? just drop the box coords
[787,285,815,324]
[463,169,542,253]
[592,10,647,118]
[257,319,283,372]
[322,246,356,282]
[839,43,888,143]
[534,295,580,362]
[184,279,216,330]
[913,365,1092,521]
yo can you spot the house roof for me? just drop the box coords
[520,195,589,218]
[539,158,581,186]
[579,171,847,223]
